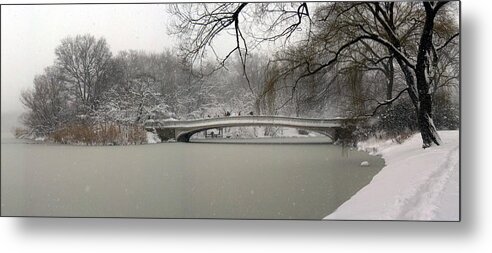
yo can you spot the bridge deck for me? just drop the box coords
[145,115,361,130]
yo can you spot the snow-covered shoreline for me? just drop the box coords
[325,130,460,221]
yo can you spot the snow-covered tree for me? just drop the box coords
[55,34,113,112]
[20,67,69,135]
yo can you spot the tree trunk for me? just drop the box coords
[417,93,442,148]
[386,56,394,101]
[415,4,442,148]
[394,47,441,148]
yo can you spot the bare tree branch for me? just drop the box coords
[364,87,409,117]
[436,32,459,52]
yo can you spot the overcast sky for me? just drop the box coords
[1,3,189,115]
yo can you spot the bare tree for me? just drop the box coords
[55,34,113,112]
[20,67,68,134]
[298,2,459,147]
[169,3,310,91]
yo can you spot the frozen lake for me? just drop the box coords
[1,133,384,219]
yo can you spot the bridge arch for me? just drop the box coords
[174,125,338,142]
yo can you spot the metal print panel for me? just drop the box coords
[0,1,460,220]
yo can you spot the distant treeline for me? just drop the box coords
[17,34,258,144]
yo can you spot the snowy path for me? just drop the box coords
[325,130,460,221]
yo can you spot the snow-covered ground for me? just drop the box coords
[146,131,162,144]
[325,130,459,221]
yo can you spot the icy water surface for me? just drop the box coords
[1,133,384,219]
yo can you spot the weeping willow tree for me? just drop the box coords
[345,64,365,117]
[250,62,281,136]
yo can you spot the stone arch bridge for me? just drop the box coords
[144,115,365,143]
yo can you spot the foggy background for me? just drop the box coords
[0,4,236,131]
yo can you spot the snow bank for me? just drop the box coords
[34,136,46,141]
[279,127,323,138]
[325,130,459,221]
[146,131,161,144]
